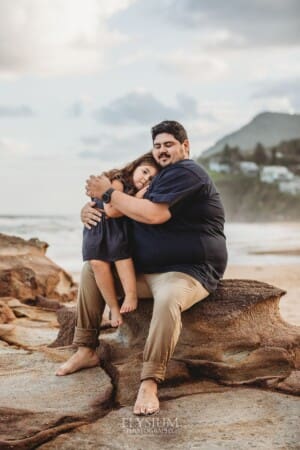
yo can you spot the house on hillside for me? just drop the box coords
[209,161,231,173]
[279,177,300,196]
[239,161,259,176]
[260,166,294,183]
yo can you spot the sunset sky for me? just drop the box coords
[1,0,299,214]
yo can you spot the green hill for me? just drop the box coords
[208,171,300,222]
[202,112,300,158]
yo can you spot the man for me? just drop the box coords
[56,120,227,416]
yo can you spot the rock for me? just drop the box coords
[0,233,48,256]
[276,370,300,395]
[0,346,113,449]
[0,300,16,323]
[0,296,63,348]
[0,318,59,348]
[49,307,76,348]
[1,297,23,308]
[38,388,300,450]
[34,294,66,310]
[8,303,59,324]
[0,233,77,302]
[52,279,300,403]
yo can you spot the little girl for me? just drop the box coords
[82,152,160,327]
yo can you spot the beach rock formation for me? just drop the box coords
[0,232,299,449]
[39,388,300,450]
[0,233,77,302]
[51,279,300,405]
[0,344,113,450]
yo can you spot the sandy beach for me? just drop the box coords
[225,264,300,326]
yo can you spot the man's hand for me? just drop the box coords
[86,175,111,199]
[81,201,102,229]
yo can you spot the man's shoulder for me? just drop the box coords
[165,159,210,179]
[150,160,211,193]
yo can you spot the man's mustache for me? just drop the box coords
[158,152,170,159]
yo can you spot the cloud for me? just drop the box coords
[159,51,228,81]
[0,136,30,155]
[0,105,35,117]
[78,130,150,161]
[0,0,136,77]
[67,102,84,118]
[251,78,300,110]
[161,0,300,48]
[94,91,198,125]
[80,136,101,146]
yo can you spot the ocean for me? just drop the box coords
[0,215,299,275]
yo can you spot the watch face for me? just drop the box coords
[102,188,114,203]
[102,192,110,203]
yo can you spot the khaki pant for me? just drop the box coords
[74,262,209,382]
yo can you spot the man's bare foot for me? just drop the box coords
[120,293,138,314]
[55,347,100,376]
[133,379,160,415]
[110,306,123,327]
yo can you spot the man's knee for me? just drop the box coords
[153,288,182,315]
[81,261,93,280]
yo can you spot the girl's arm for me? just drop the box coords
[103,179,125,218]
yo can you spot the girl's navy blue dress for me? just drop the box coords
[82,197,132,262]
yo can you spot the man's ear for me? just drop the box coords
[183,139,190,158]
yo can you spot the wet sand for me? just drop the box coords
[224,264,300,326]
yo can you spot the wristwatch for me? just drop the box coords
[102,188,115,204]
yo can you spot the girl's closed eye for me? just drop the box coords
[132,164,158,190]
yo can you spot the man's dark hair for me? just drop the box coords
[151,120,188,143]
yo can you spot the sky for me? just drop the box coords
[0,0,300,215]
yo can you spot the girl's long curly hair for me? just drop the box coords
[104,151,160,195]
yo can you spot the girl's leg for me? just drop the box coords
[115,258,138,314]
[90,259,122,327]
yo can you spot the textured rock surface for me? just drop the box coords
[52,279,300,405]
[1,232,299,449]
[0,318,59,348]
[39,389,300,450]
[0,346,113,449]
[0,299,16,323]
[0,233,77,301]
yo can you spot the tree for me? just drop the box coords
[220,144,243,164]
[253,143,268,165]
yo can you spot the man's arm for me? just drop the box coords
[110,190,171,224]
[86,174,171,224]
[103,179,125,218]
[81,202,101,229]
[81,179,124,229]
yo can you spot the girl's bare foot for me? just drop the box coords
[110,306,123,327]
[133,379,160,415]
[55,347,100,376]
[120,293,138,314]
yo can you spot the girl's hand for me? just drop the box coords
[81,201,103,229]
[86,175,111,199]
[135,185,149,199]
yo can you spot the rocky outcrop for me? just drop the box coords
[0,344,113,450]
[1,232,299,449]
[52,279,300,406]
[0,233,77,302]
[39,388,300,450]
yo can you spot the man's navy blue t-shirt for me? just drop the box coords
[132,159,228,292]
